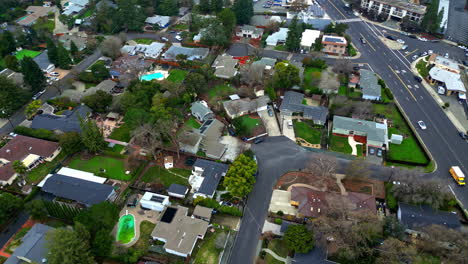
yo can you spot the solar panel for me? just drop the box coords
[324,37,344,43]
[150,195,165,203]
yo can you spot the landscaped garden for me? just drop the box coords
[167,69,188,83]
[303,67,322,92]
[141,166,191,187]
[193,229,228,264]
[208,84,236,100]
[267,239,289,258]
[27,152,66,183]
[185,116,201,129]
[68,155,131,180]
[134,38,154,44]
[329,134,352,154]
[293,121,323,144]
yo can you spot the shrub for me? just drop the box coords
[385,88,394,100]
[218,206,243,217]
[302,58,327,69]
[47,97,78,111]
[14,126,58,141]
[277,210,284,216]
[275,218,283,225]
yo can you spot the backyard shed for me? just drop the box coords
[140,192,171,211]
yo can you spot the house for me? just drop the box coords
[280,91,329,126]
[397,203,461,233]
[145,15,171,28]
[121,42,165,59]
[191,101,214,123]
[140,192,171,211]
[58,32,88,51]
[359,69,381,100]
[192,205,212,222]
[252,57,277,73]
[290,187,328,218]
[348,74,359,88]
[236,25,264,39]
[33,51,55,73]
[332,115,388,149]
[41,174,116,206]
[4,224,54,264]
[188,159,229,198]
[321,35,347,56]
[164,156,173,169]
[287,4,332,30]
[198,119,227,160]
[37,167,107,187]
[151,206,209,257]
[163,46,209,61]
[212,55,238,79]
[179,131,203,154]
[31,105,92,133]
[17,6,57,26]
[266,28,289,47]
[428,66,466,98]
[0,135,61,185]
[167,184,189,198]
[222,96,270,119]
[0,69,24,86]
[300,29,321,52]
[63,0,89,16]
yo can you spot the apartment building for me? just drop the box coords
[360,0,426,22]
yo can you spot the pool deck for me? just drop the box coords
[114,194,161,247]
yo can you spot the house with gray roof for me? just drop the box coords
[163,46,209,61]
[189,159,229,198]
[179,131,203,155]
[198,119,227,160]
[145,15,170,28]
[5,224,54,264]
[33,51,55,73]
[167,183,189,198]
[359,69,381,100]
[31,105,92,133]
[236,25,264,39]
[222,96,270,119]
[332,115,388,148]
[280,91,328,125]
[41,174,116,206]
[212,55,238,79]
[266,28,289,46]
[191,101,214,123]
[398,203,461,233]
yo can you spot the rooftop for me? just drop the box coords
[301,29,321,47]
[333,115,387,144]
[322,35,347,46]
[432,55,460,72]
[5,224,54,264]
[398,202,461,230]
[163,46,209,61]
[266,28,289,46]
[193,159,229,197]
[191,101,213,119]
[212,55,238,79]
[193,205,213,221]
[145,15,170,26]
[31,105,92,133]
[371,0,427,14]
[222,96,270,117]
[359,69,382,97]
[280,91,328,123]
[429,67,466,92]
[167,183,189,196]
[32,51,53,71]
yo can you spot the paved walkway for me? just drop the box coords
[348,136,362,156]
[262,248,288,263]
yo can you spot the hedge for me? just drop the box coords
[14,126,58,141]
[194,197,243,217]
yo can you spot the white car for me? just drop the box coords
[444,53,449,58]
[50,72,60,76]
[397,39,405,44]
[418,120,427,130]
[32,89,46,100]
[175,35,182,41]
[428,50,433,55]
[401,45,408,50]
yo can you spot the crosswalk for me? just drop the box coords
[335,18,362,23]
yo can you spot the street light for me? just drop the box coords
[1,110,14,130]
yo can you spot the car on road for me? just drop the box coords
[50,72,60,76]
[414,76,423,83]
[32,89,46,100]
[175,35,182,41]
[428,50,433,55]
[369,148,375,155]
[386,35,396,41]
[353,66,360,71]
[268,107,273,117]
[360,37,366,44]
[161,37,169,42]
[420,51,428,56]
[397,39,405,44]
[444,53,449,58]
[377,149,383,157]
[459,132,468,140]
[254,137,264,144]
[401,45,408,50]
[417,120,427,130]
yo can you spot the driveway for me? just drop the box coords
[220,136,249,162]
[258,110,281,136]
[281,117,295,141]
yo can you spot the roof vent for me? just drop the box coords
[6,149,10,153]
[29,146,32,150]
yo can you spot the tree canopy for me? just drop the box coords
[285,16,302,52]
[0,76,29,118]
[46,224,95,264]
[82,90,113,113]
[0,193,23,226]
[223,154,257,198]
[59,132,84,155]
[233,0,253,25]
[284,224,315,253]
[273,62,300,90]
[79,119,106,153]
[21,57,46,92]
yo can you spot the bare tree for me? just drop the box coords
[306,154,338,187]
[375,238,417,264]
[289,0,308,12]
[350,101,373,120]
[345,159,371,179]
[130,124,163,159]
[240,63,264,87]
[333,58,354,75]
[264,21,280,34]
[417,225,468,263]
[155,117,182,159]
[99,37,123,59]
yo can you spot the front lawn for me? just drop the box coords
[171,24,189,30]
[194,229,228,264]
[264,253,284,264]
[185,116,201,129]
[15,49,41,60]
[27,152,66,183]
[293,121,322,144]
[416,60,429,78]
[268,239,289,258]
[338,85,347,95]
[233,115,262,137]
[68,156,131,180]
[141,166,190,187]
[134,38,154,44]
[208,84,236,100]
[329,134,352,154]
[274,45,286,51]
[167,69,188,83]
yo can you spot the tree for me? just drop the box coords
[284,225,314,253]
[75,202,119,236]
[375,237,417,264]
[306,154,338,188]
[80,119,106,153]
[57,43,72,69]
[90,62,109,80]
[12,160,28,177]
[333,58,353,75]
[59,132,84,155]
[217,8,236,37]
[421,0,443,34]
[324,23,348,36]
[0,76,29,118]
[313,37,323,52]
[285,16,301,52]
[4,55,19,71]
[46,225,95,264]
[21,57,46,92]
[416,225,468,263]
[233,0,253,25]
[211,0,223,13]
[223,154,257,198]
[99,37,122,59]
[82,90,113,113]
[24,99,42,119]
[130,123,163,159]
[46,37,58,65]
[240,63,264,87]
[158,0,179,16]
[382,216,405,240]
[272,62,300,90]
[0,193,23,226]
[70,40,79,58]
[25,199,48,221]
[116,0,145,31]
[201,21,229,46]
[185,72,207,94]
[289,0,308,12]
[1,31,16,55]
[92,228,114,257]
[200,0,211,13]
[345,159,371,179]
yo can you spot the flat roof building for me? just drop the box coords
[360,0,426,22]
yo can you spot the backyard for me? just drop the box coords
[329,134,352,154]
[167,69,188,83]
[108,123,132,142]
[68,155,131,180]
[303,67,322,92]
[208,84,236,100]
[15,49,41,60]
[193,229,228,264]
[185,116,201,129]
[27,152,67,183]
[141,165,191,187]
[293,120,323,144]
[232,115,263,137]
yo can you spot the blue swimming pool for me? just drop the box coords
[140,72,165,81]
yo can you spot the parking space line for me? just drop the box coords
[388,65,417,101]
[405,48,419,57]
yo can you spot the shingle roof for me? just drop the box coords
[359,69,381,97]
[212,55,238,79]
[193,205,213,220]
[32,51,53,71]
[191,101,213,119]
[222,96,270,117]
[5,224,53,264]
[163,46,209,61]
[31,105,92,133]
[398,203,461,231]
[41,174,114,206]
[333,115,387,144]
[193,159,229,196]
[280,91,328,123]
[266,28,289,46]
[167,184,189,196]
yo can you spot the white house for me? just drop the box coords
[300,29,321,52]
[266,28,289,47]
[121,42,165,59]
[145,15,170,28]
[140,192,171,212]
[236,25,264,39]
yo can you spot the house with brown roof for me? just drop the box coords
[17,6,57,26]
[0,135,61,185]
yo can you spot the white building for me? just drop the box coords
[266,28,289,47]
[145,15,170,28]
[121,42,165,59]
[63,0,89,16]
[140,192,171,212]
[38,167,107,187]
[236,25,264,39]
[300,29,321,52]
[360,0,426,22]
[287,4,332,30]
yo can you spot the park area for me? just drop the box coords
[293,120,323,144]
[68,155,131,180]
[141,165,191,187]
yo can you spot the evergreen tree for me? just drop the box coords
[199,0,211,13]
[70,40,79,58]
[2,31,16,55]
[233,0,253,25]
[4,55,19,71]
[421,0,442,34]
[211,0,223,13]
[0,76,29,117]
[46,37,58,65]
[218,8,236,38]
[57,43,72,69]
[79,119,106,154]
[285,16,301,52]
[20,57,46,92]
[159,0,178,16]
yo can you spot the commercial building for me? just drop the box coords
[360,0,426,22]
[321,35,347,56]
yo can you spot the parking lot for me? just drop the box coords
[253,0,288,13]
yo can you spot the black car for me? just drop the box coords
[414,76,423,83]
[386,35,396,41]
[254,137,264,144]
[227,126,236,136]
[459,132,468,140]
[409,35,417,39]
[353,66,360,71]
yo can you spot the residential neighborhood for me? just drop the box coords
[0,0,467,264]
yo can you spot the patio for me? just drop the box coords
[95,112,124,138]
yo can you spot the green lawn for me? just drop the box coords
[416,60,429,78]
[134,38,154,44]
[141,166,190,187]
[167,69,188,83]
[171,24,189,30]
[27,152,66,183]
[32,18,55,33]
[338,85,347,95]
[329,134,352,154]
[76,9,94,19]
[303,67,322,90]
[236,115,261,135]
[293,121,322,144]
[194,229,228,264]
[185,116,201,129]
[84,83,95,89]
[15,49,41,60]
[108,123,132,142]
[274,45,286,51]
[68,156,131,180]
[268,239,289,258]
[208,84,236,100]
[131,221,156,251]
[264,253,284,264]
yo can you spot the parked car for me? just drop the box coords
[161,37,169,42]
[353,66,360,71]
[412,55,418,60]
[268,107,274,117]
[377,149,383,157]
[444,53,449,58]
[414,76,423,83]
[32,89,46,100]
[417,120,427,130]
[396,39,405,44]
[459,132,468,140]
[409,35,417,39]
[227,126,236,136]
[360,37,366,44]
[175,35,182,41]
[369,148,375,155]
[400,31,410,36]
[287,120,293,128]
[254,137,264,144]
[50,72,60,76]
[386,35,396,40]
[428,50,433,55]
[219,201,233,207]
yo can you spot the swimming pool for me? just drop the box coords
[116,214,135,244]
[141,72,165,81]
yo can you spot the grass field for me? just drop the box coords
[134,38,154,44]
[131,221,156,252]
[76,9,94,19]
[235,115,262,136]
[185,116,201,129]
[416,60,429,78]
[274,45,286,51]
[268,239,289,258]
[329,134,352,154]
[141,166,190,187]
[68,156,130,180]
[167,69,188,83]
[293,121,322,144]
[208,84,236,100]
[108,123,132,142]
[15,49,41,60]
[194,229,228,264]
[338,85,347,95]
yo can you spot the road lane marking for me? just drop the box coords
[388,65,417,101]
[405,48,419,57]
[359,33,376,51]
[325,0,347,19]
